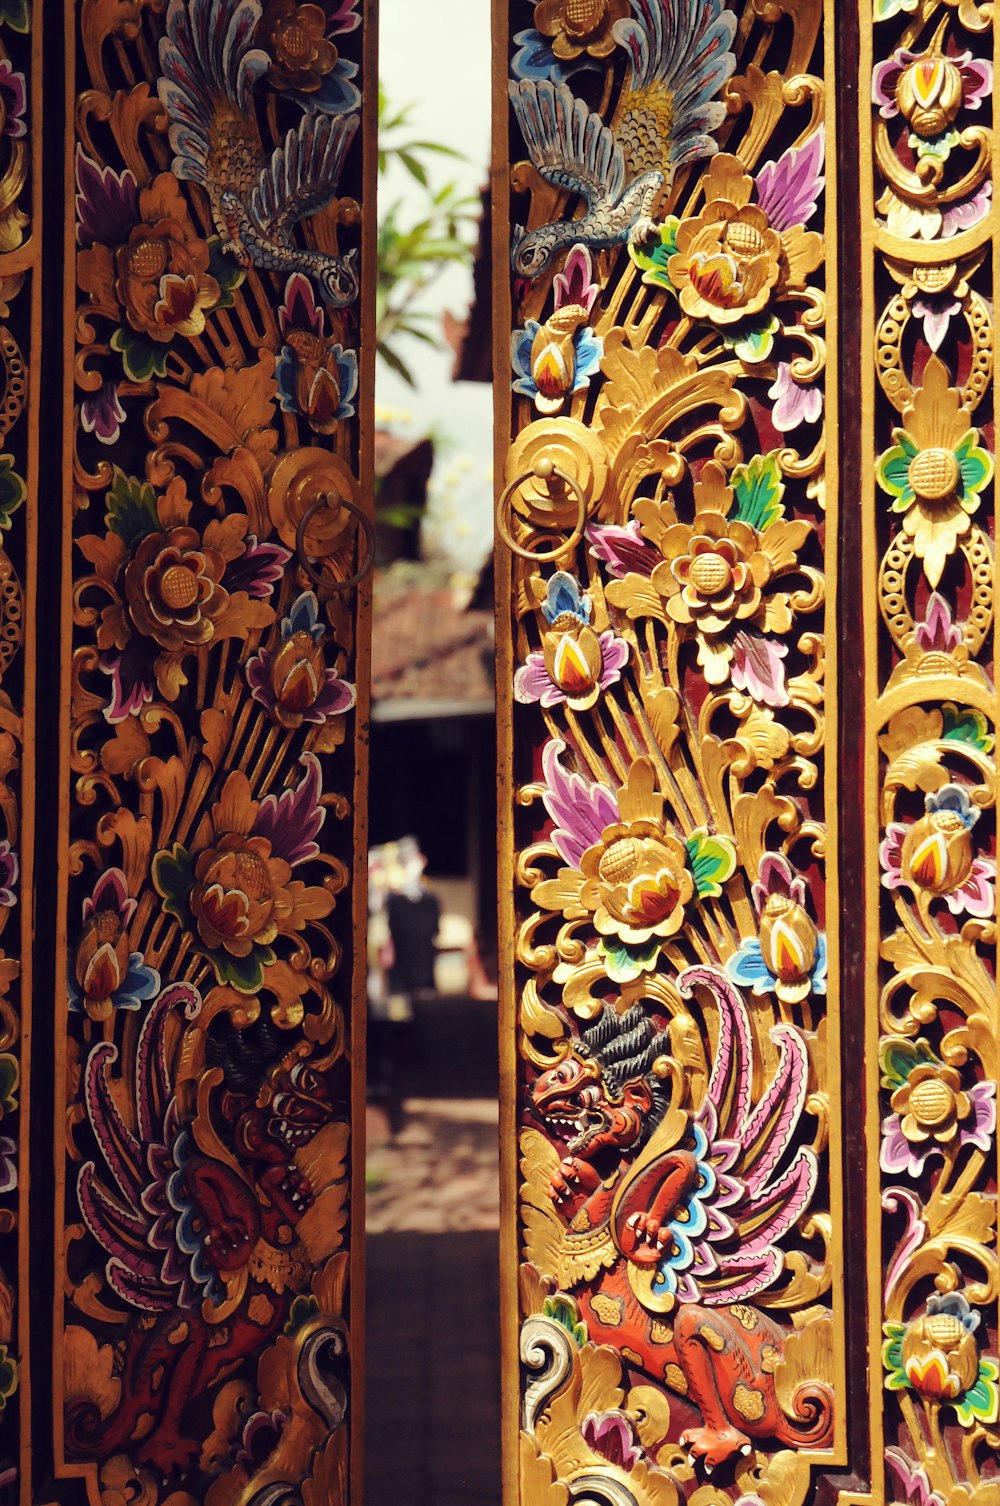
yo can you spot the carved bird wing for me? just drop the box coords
[249,110,360,239]
[649,966,821,1307]
[509,78,627,211]
[612,0,737,180]
[158,0,269,185]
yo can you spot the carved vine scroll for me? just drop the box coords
[54,0,373,1500]
[863,0,1000,1501]
[495,2,843,1502]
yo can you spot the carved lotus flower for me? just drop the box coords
[876,355,993,589]
[891,1061,972,1151]
[113,173,220,343]
[262,0,339,92]
[667,155,822,327]
[533,0,629,60]
[125,526,230,653]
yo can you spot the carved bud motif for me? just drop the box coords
[530,305,591,414]
[894,55,965,138]
[901,1309,979,1401]
[757,893,820,1005]
[900,785,978,898]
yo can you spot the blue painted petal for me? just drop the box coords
[333,346,358,420]
[511,325,536,381]
[286,590,322,640]
[510,28,598,83]
[543,571,590,625]
[275,347,298,414]
[290,59,360,116]
[810,933,828,994]
[571,328,603,389]
[725,940,776,995]
[927,782,978,828]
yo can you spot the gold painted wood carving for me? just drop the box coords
[862,0,1000,1501]
[494,1,843,1502]
[55,0,373,1499]
[0,0,37,1491]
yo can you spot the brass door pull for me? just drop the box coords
[495,458,588,562]
[295,495,377,595]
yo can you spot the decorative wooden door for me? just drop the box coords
[494,2,998,1504]
[0,0,375,1500]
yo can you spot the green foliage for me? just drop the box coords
[0,456,25,531]
[377,86,479,387]
[105,467,159,546]
[730,452,786,532]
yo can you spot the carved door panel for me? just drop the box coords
[494,3,998,1504]
[24,0,375,1501]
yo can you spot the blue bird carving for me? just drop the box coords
[510,0,737,278]
[158,0,360,307]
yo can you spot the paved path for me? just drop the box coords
[365,1079,502,1503]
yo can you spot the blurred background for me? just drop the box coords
[364,3,501,1501]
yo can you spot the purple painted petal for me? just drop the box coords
[541,739,618,869]
[960,56,993,110]
[279,272,325,339]
[879,1114,933,1178]
[84,868,134,927]
[942,181,992,237]
[962,1080,997,1152]
[752,852,806,912]
[914,592,962,653]
[767,363,822,433]
[587,520,658,579]
[554,244,599,315]
[100,644,156,723]
[308,672,356,720]
[911,296,960,354]
[878,824,907,888]
[596,630,630,688]
[0,63,27,139]
[254,753,325,867]
[756,128,825,233]
[731,629,788,708]
[513,652,565,707]
[947,857,995,917]
[872,56,905,118]
[882,1188,928,1302]
[223,538,292,599]
[81,382,127,445]
[75,145,139,248]
[581,1412,641,1471]
[327,0,361,33]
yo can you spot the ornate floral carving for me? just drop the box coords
[868,0,999,1501]
[502,3,836,1502]
[58,0,366,1499]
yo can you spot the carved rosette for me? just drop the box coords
[499,3,840,1502]
[57,0,370,1500]
[867,0,1000,1501]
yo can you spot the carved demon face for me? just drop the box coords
[531,1050,653,1160]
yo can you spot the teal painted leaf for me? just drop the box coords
[727,314,779,364]
[686,829,737,899]
[284,1295,320,1336]
[112,325,170,384]
[730,452,785,532]
[598,937,660,984]
[207,236,246,310]
[0,456,25,531]
[942,703,995,754]
[955,1359,999,1427]
[0,0,29,32]
[628,217,680,291]
[211,943,274,994]
[878,1035,938,1091]
[105,467,160,546]
[152,844,195,924]
[543,1295,587,1347]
